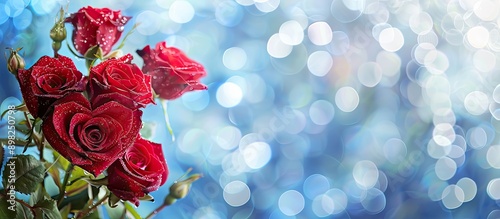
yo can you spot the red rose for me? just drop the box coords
[107,137,168,206]
[42,92,142,176]
[89,54,154,109]
[137,42,207,100]
[17,55,86,118]
[66,6,130,56]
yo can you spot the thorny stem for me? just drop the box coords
[16,198,32,209]
[57,164,74,207]
[74,193,108,219]
[23,112,42,149]
[39,134,45,162]
[0,193,34,213]
[144,202,169,219]
[22,111,32,130]
[145,169,200,219]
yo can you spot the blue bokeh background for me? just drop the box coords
[2,0,500,218]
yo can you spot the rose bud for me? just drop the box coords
[164,173,201,206]
[88,54,154,109]
[107,137,169,206]
[17,55,86,118]
[65,6,131,56]
[137,42,207,100]
[6,47,25,75]
[42,92,142,176]
[50,7,67,53]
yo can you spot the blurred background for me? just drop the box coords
[1,0,500,218]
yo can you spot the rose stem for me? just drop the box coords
[160,99,175,142]
[145,203,169,219]
[39,134,45,162]
[75,193,108,219]
[57,163,74,206]
[23,112,43,157]
[22,112,32,130]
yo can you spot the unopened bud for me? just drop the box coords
[6,47,25,75]
[50,7,67,54]
[164,173,201,206]
[52,41,62,53]
[164,194,177,206]
[50,23,66,43]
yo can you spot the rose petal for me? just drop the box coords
[93,101,133,132]
[66,6,130,56]
[42,92,140,176]
[96,23,120,54]
[43,118,93,166]
[17,55,85,118]
[92,92,137,109]
[107,137,168,206]
[137,41,207,100]
[89,54,153,108]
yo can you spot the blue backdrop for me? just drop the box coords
[1,0,500,218]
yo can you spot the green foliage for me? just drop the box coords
[105,202,125,219]
[2,155,45,194]
[0,197,16,219]
[59,204,71,219]
[32,199,61,219]
[29,185,47,206]
[58,188,91,212]
[15,202,33,219]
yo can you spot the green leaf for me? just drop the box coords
[124,202,141,219]
[32,118,42,135]
[69,165,86,181]
[105,202,125,219]
[57,188,89,211]
[29,184,49,207]
[52,150,70,170]
[2,155,45,194]
[33,199,62,219]
[59,204,71,219]
[0,196,16,219]
[66,165,89,197]
[66,180,88,197]
[15,202,34,219]
[84,45,102,69]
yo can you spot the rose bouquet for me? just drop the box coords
[1,5,206,219]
